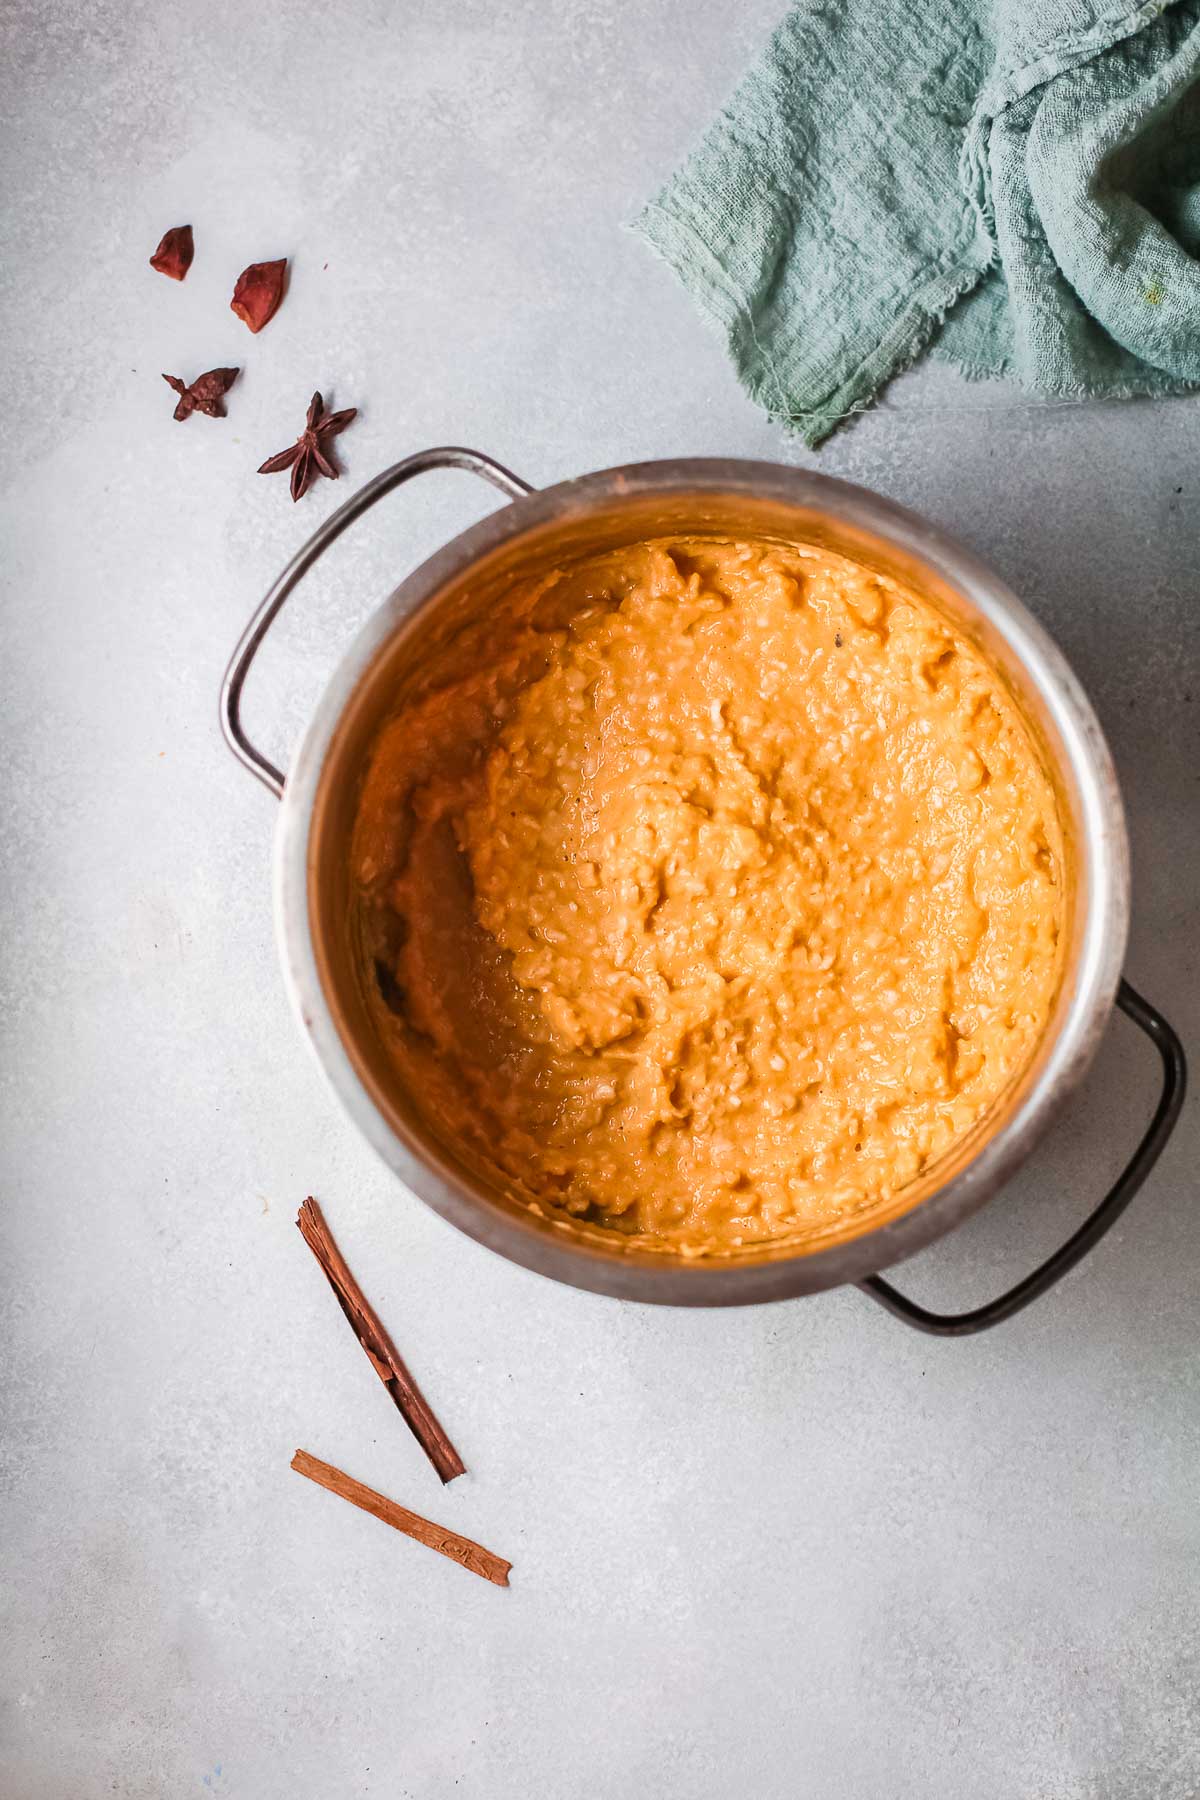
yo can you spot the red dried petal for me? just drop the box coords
[231,258,287,333]
[150,225,194,281]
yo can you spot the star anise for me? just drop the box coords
[258,391,358,501]
[162,366,239,421]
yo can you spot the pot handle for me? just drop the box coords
[857,980,1186,1336]
[220,446,534,799]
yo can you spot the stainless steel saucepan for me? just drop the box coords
[221,450,1185,1333]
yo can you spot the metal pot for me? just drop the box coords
[222,449,1185,1333]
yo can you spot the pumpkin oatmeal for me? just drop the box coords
[352,538,1063,1251]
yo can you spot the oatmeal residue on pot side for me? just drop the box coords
[352,538,1064,1251]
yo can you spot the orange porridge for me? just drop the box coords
[352,537,1063,1251]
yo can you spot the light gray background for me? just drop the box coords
[2,3,1197,1797]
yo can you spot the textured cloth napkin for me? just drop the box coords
[633,0,1200,445]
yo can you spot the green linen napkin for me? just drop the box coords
[633,0,1200,445]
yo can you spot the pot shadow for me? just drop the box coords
[861,1002,1191,1348]
[834,391,1199,1353]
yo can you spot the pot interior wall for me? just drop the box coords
[304,486,1091,1280]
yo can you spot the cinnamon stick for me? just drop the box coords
[296,1197,465,1484]
[291,1449,510,1587]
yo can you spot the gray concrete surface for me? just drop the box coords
[1,3,1198,1796]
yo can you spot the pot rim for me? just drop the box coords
[273,457,1130,1305]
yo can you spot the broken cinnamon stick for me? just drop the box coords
[296,1197,465,1484]
[291,1449,510,1587]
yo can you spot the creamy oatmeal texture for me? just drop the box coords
[353,538,1063,1251]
